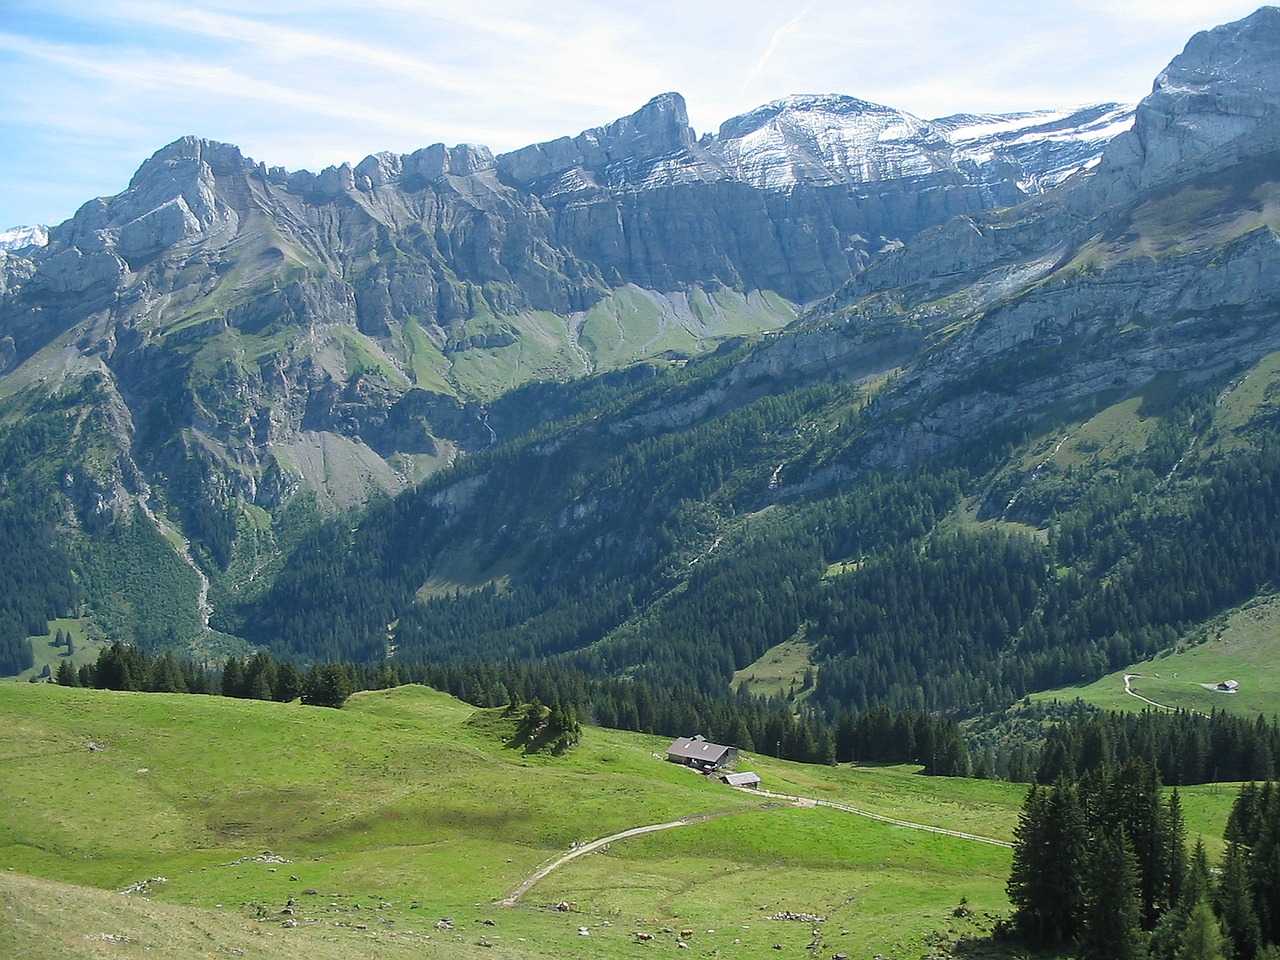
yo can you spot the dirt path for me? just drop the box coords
[748,789,1012,848]
[498,807,765,906]
[1124,673,1176,711]
[499,788,1011,905]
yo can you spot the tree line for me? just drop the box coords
[967,700,1280,785]
[60,642,354,709]
[1007,769,1280,960]
[51,642,972,774]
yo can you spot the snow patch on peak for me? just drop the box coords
[0,225,49,252]
[711,94,952,189]
[938,103,1136,191]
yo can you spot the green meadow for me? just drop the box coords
[1034,593,1280,718]
[0,681,1238,960]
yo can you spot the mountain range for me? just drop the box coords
[3,7,1280,717]
[0,85,1132,512]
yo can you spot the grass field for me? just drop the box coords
[1034,593,1280,718]
[732,635,815,699]
[0,680,1242,960]
[13,618,108,684]
[0,681,1027,960]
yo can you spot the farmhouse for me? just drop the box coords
[666,735,738,771]
[1217,679,1240,693]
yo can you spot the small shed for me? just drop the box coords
[722,771,762,788]
[666,735,738,772]
[1217,679,1240,693]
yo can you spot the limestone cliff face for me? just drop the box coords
[1104,6,1280,193]
[717,7,1280,479]
[0,87,1115,517]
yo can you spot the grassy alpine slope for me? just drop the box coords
[0,681,1240,960]
[0,681,1027,960]
[1034,593,1280,717]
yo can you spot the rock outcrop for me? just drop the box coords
[0,84,1128,518]
[724,6,1280,476]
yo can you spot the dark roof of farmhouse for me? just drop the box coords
[667,735,734,762]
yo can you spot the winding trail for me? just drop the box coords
[1123,674,1176,712]
[499,787,1011,905]
[749,788,1013,848]
[499,807,765,906]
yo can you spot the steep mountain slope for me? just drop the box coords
[11,8,1280,708]
[227,7,1280,717]
[0,91,1109,518]
[0,76,1137,667]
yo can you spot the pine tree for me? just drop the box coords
[1008,781,1087,944]
[1167,789,1189,911]
[55,658,78,687]
[1079,829,1147,960]
[1177,899,1227,960]
[220,656,245,698]
[244,652,276,700]
[149,651,189,693]
[1217,841,1262,960]
[273,661,303,702]
[301,663,353,708]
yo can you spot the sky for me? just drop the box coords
[0,0,1267,230]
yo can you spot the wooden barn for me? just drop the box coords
[666,735,738,772]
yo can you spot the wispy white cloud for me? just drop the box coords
[749,1,818,82]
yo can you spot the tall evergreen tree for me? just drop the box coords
[1008,781,1087,944]
[1078,829,1147,960]
[148,650,188,693]
[1218,837,1264,959]
[243,651,276,701]
[220,656,245,698]
[272,661,303,702]
[301,663,353,708]
[1178,898,1228,960]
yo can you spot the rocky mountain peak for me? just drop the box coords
[61,137,249,262]
[709,93,950,189]
[1095,5,1280,196]
[716,93,928,140]
[129,137,250,185]
[495,92,697,189]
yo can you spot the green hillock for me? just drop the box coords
[0,682,1045,960]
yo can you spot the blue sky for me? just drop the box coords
[0,0,1266,229]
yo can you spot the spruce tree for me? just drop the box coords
[243,652,276,700]
[148,651,188,693]
[1008,781,1087,944]
[301,663,353,708]
[1079,829,1147,960]
[273,661,303,702]
[1217,841,1262,960]
[220,656,245,698]
[1177,899,1227,960]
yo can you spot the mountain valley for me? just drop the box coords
[3,8,1280,746]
